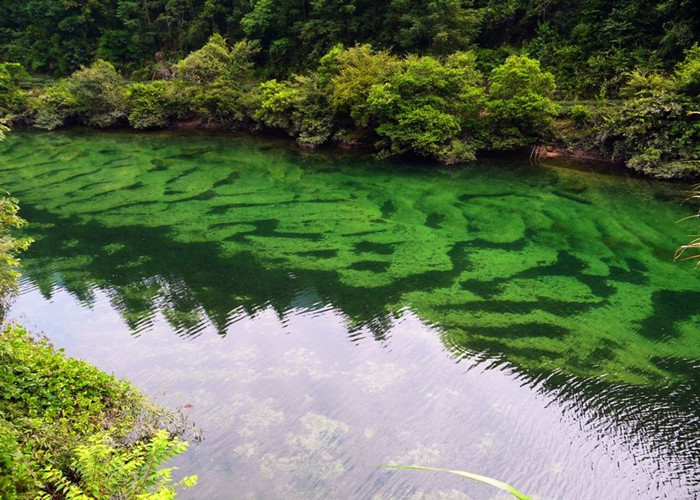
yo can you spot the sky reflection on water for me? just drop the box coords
[10,284,698,499]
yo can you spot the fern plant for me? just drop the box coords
[40,430,197,499]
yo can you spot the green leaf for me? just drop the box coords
[378,464,532,500]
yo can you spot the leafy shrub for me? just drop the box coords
[611,90,700,178]
[188,80,251,125]
[327,44,402,127]
[31,84,77,130]
[65,60,127,127]
[620,70,674,98]
[0,63,31,119]
[605,52,700,178]
[674,44,700,98]
[0,63,28,89]
[0,419,31,497]
[40,430,197,499]
[175,34,234,84]
[0,325,196,498]
[489,55,556,98]
[569,104,591,124]
[255,75,334,147]
[126,81,171,129]
[173,35,258,86]
[172,35,259,124]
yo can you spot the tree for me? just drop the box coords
[383,0,482,54]
[608,52,700,178]
[674,44,700,98]
[31,84,77,130]
[174,33,234,83]
[485,55,558,149]
[366,52,484,163]
[172,35,259,124]
[0,63,30,120]
[327,44,401,126]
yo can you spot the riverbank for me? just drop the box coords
[1,39,697,181]
[0,324,196,498]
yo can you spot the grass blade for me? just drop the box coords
[379,465,532,500]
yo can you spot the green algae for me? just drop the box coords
[1,129,699,386]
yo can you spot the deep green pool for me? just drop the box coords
[2,130,699,499]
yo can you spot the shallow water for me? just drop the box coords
[2,129,699,499]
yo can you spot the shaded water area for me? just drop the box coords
[2,129,699,499]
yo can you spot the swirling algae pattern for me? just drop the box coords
[1,130,698,387]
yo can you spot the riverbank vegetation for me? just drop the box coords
[0,1,698,177]
[0,325,197,499]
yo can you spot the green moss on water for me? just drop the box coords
[1,130,699,387]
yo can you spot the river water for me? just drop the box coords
[2,130,698,499]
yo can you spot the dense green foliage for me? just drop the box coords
[0,325,196,499]
[366,52,484,163]
[0,63,30,122]
[125,81,171,129]
[172,35,259,125]
[66,60,128,128]
[485,55,558,150]
[40,430,197,499]
[613,47,700,178]
[554,46,700,178]
[256,74,334,147]
[0,0,697,99]
[0,3,698,176]
[13,40,560,163]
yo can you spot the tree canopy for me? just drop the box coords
[0,0,697,98]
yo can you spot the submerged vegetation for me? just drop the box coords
[2,130,697,497]
[2,131,698,388]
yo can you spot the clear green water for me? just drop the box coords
[2,130,699,499]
